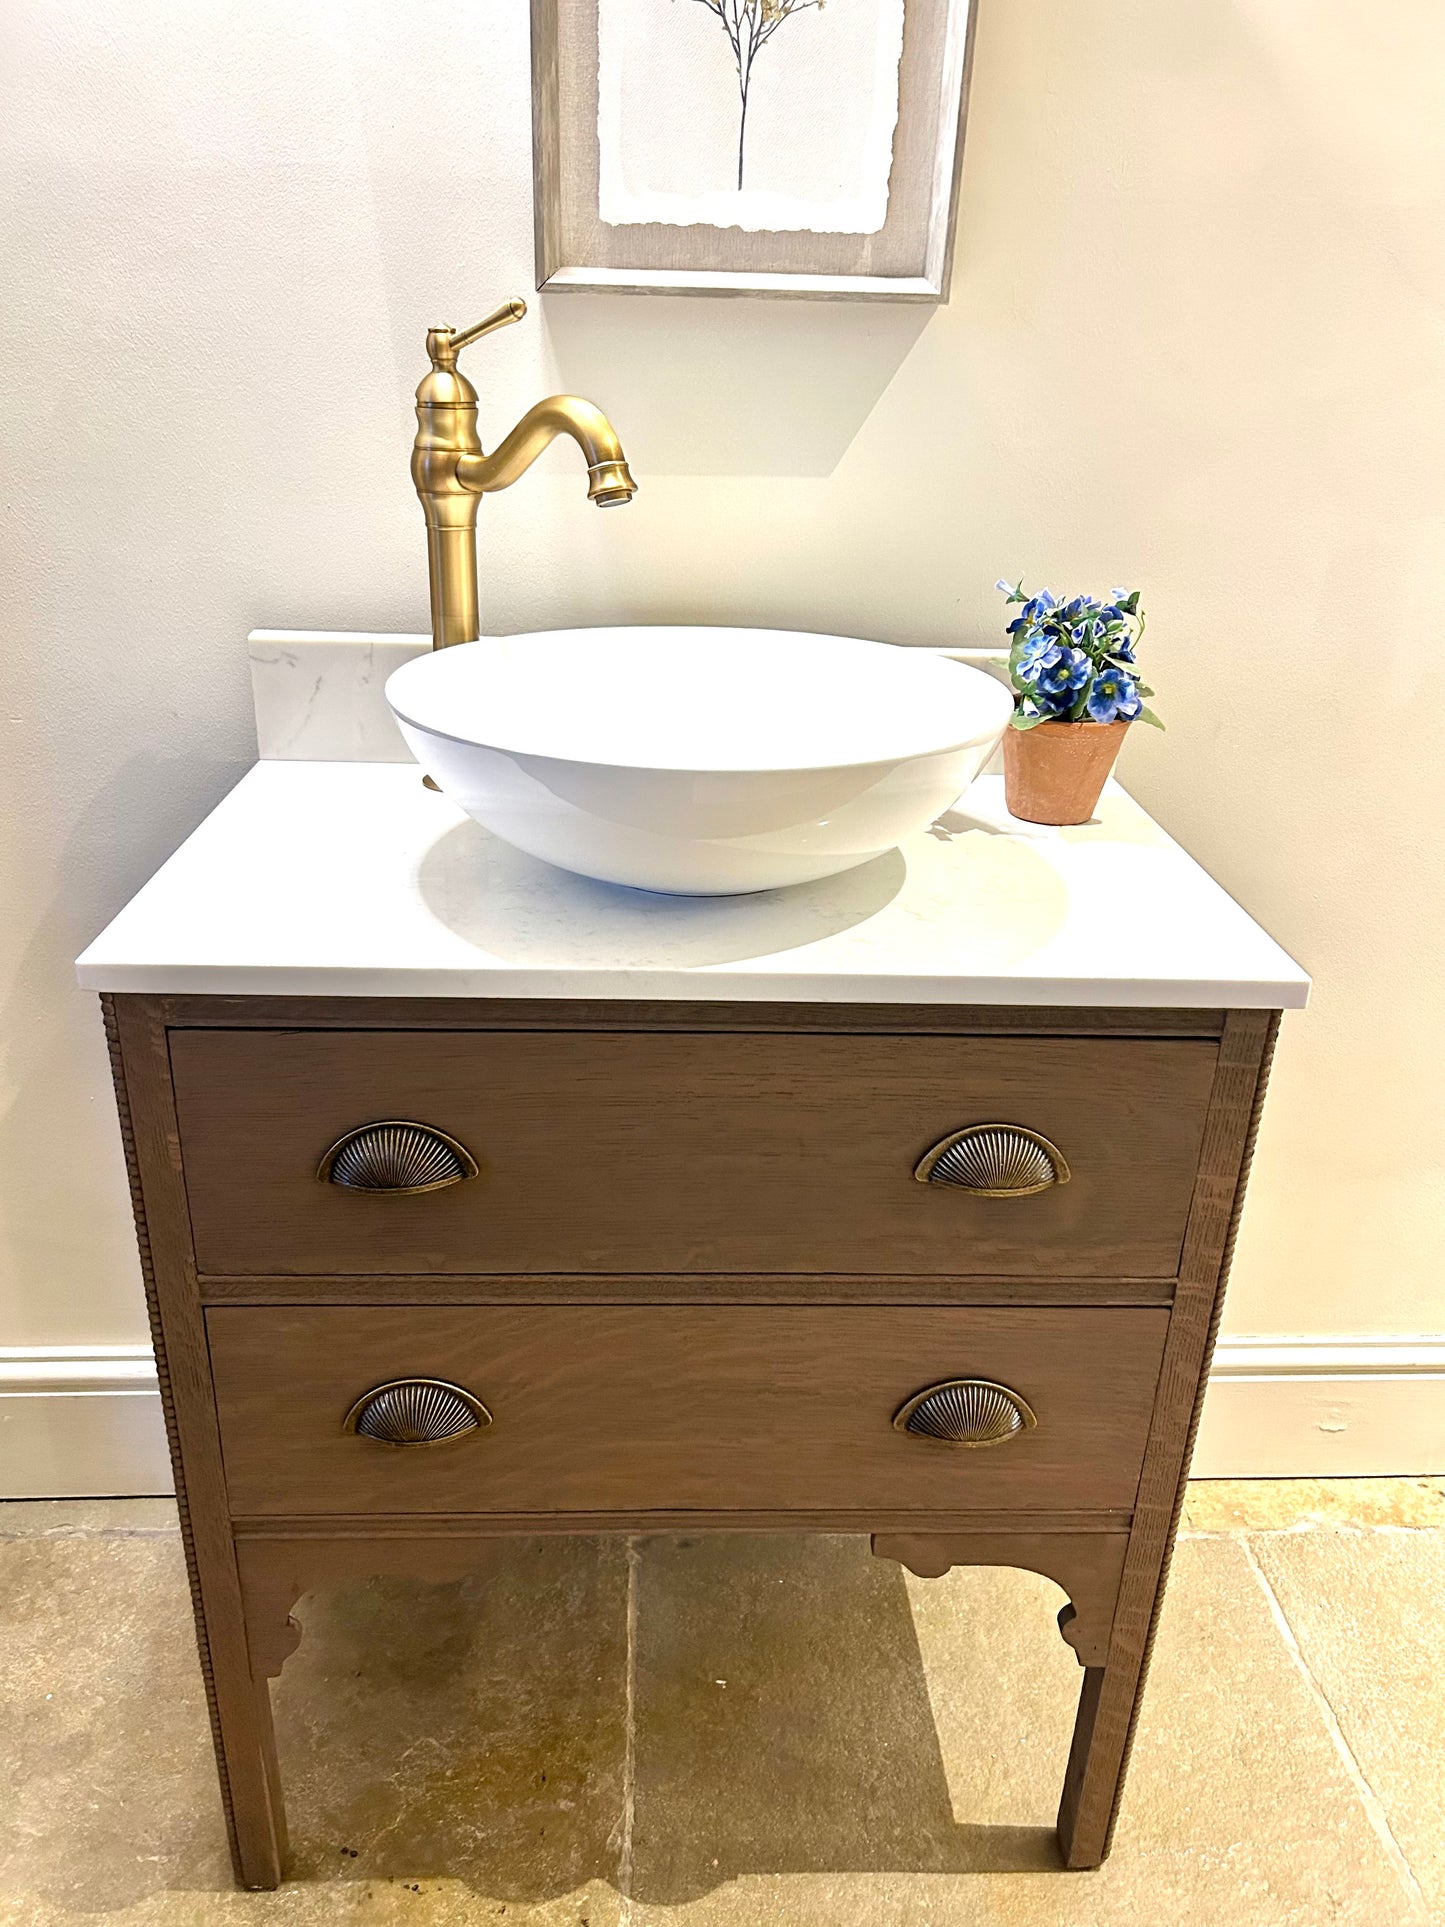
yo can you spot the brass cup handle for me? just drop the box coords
[316,1120,479,1195]
[343,1378,492,1448]
[894,1379,1037,1449]
[914,1124,1070,1197]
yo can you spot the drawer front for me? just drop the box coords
[207,1304,1169,1516]
[173,1029,1215,1277]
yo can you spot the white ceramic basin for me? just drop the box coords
[385,627,1012,895]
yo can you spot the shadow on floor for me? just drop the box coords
[271,1534,1073,1903]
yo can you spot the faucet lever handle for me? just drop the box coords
[450,300,527,352]
[426,300,527,372]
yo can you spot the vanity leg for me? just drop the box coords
[241,1672,290,1887]
[190,1581,290,1889]
[1054,1553,1171,1868]
[101,1000,288,1885]
[1056,1667,1118,1867]
[103,996,290,1887]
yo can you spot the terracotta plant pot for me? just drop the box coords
[1002,718,1130,826]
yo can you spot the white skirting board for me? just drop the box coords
[0,1349,172,1499]
[1190,1337,1445,1479]
[1,1339,1442,1498]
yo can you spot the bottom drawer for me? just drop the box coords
[207,1305,1168,1518]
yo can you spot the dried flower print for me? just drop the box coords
[675,0,830,188]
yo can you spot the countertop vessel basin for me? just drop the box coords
[385,627,1014,895]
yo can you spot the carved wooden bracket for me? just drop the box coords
[235,1536,508,1682]
[870,1531,1129,1668]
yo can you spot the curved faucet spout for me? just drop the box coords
[456,395,637,507]
[411,304,637,648]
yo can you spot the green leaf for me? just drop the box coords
[1138,706,1165,730]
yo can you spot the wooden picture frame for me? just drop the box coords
[531,0,977,301]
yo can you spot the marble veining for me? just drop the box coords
[249,630,429,762]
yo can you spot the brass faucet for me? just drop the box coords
[411,298,637,649]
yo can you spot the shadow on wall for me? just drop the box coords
[544,293,935,477]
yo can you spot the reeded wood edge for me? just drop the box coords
[106,995,290,1888]
[1099,1009,1281,1859]
[100,996,249,1880]
[1056,1008,1281,1868]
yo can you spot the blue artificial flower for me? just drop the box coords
[995,578,1015,594]
[1033,683,1074,716]
[1109,634,1137,663]
[1037,646,1091,700]
[1087,669,1143,723]
[1016,633,1062,677]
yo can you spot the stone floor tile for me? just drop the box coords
[1,1502,1431,1926]
[625,1532,1422,1924]
[1251,1523,1445,1918]
[0,1522,626,1925]
[1184,1479,1445,1533]
[273,1537,629,1898]
[0,1530,231,1911]
[629,1533,1066,1901]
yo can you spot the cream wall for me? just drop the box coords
[2,4,1442,1389]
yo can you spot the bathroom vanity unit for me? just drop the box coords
[79,745,1307,1890]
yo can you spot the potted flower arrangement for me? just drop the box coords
[995,580,1162,825]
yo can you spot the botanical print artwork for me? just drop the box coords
[691,0,830,193]
[596,0,905,233]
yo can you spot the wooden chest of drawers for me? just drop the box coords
[103,992,1277,1890]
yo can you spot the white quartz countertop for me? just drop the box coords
[76,760,1309,1007]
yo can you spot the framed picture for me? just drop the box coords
[531,0,977,300]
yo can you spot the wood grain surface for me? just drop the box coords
[205,1303,1168,1517]
[1055,1009,1279,1867]
[101,991,1280,1884]
[171,1028,1217,1278]
[872,1530,1129,1665]
[155,995,1228,1036]
[197,1270,1177,1309]
[103,997,288,1888]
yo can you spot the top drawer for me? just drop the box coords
[170,1028,1215,1278]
